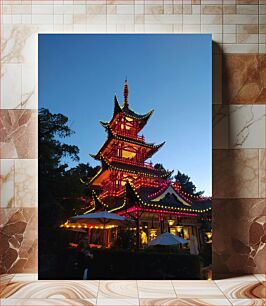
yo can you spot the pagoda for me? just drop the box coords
[86,80,211,248]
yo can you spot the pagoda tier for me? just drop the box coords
[89,154,172,190]
[89,126,165,162]
[100,93,154,139]
[88,181,211,217]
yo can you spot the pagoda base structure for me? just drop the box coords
[88,179,211,249]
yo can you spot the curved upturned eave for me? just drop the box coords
[100,96,154,129]
[89,129,165,162]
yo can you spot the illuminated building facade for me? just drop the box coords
[87,81,211,248]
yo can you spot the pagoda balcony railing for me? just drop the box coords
[109,156,154,169]
[114,129,145,142]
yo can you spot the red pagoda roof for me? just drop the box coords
[90,127,165,161]
[88,181,211,215]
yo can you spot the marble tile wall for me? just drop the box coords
[0,0,265,277]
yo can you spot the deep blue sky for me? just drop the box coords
[39,34,212,195]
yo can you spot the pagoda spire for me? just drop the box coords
[123,78,129,108]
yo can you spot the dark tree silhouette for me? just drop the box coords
[38,108,99,226]
[174,171,204,196]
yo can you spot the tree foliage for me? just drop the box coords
[39,108,80,177]
[174,171,204,196]
[39,108,99,227]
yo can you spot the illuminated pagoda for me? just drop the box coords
[86,80,211,248]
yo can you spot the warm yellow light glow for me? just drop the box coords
[206,231,212,239]
[126,117,133,122]
[168,219,175,227]
[141,231,148,245]
[149,229,157,240]
[176,225,183,233]
[122,150,136,159]
[170,228,176,235]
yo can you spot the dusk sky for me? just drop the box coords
[39,34,212,195]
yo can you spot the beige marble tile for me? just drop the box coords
[223,33,236,43]
[1,64,22,109]
[21,63,37,109]
[0,110,37,159]
[222,55,264,104]
[215,276,266,300]
[223,5,237,14]
[254,274,266,283]
[144,5,164,15]
[213,53,223,104]
[224,14,258,25]
[139,298,232,305]
[0,274,14,294]
[183,5,192,14]
[0,208,38,274]
[144,15,182,24]
[213,149,259,198]
[237,4,259,14]
[87,5,106,15]
[201,24,222,33]
[201,15,222,24]
[32,15,54,25]
[237,25,259,35]
[98,281,138,299]
[138,281,176,298]
[11,274,38,283]
[213,105,229,148]
[222,43,258,53]
[1,25,38,65]
[15,159,38,207]
[107,14,133,24]
[229,105,265,149]
[116,4,134,15]
[183,14,200,24]
[144,24,174,33]
[201,5,223,14]
[96,299,139,305]
[32,5,53,15]
[0,299,96,305]
[172,281,225,298]
[182,24,200,33]
[164,4,174,15]
[1,281,99,299]
[0,159,15,208]
[229,300,266,305]
[223,24,236,33]
[236,0,258,3]
[237,33,259,44]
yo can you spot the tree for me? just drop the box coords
[154,163,173,180]
[174,171,204,196]
[39,108,80,178]
[38,108,99,226]
[154,163,165,170]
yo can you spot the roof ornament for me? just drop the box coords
[123,78,129,108]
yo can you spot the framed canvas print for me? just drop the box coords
[38,34,212,280]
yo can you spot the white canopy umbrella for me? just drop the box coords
[70,211,130,227]
[148,232,188,246]
[70,211,132,247]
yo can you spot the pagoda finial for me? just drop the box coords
[123,78,128,108]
